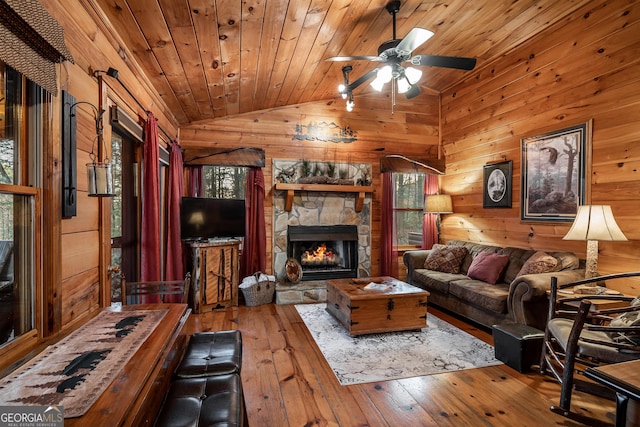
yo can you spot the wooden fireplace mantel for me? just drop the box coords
[274,183,373,212]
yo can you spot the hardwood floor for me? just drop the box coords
[186,303,615,426]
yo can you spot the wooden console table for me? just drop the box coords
[190,239,241,312]
[67,304,190,426]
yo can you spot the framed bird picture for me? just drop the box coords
[520,120,592,222]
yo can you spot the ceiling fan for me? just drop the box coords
[327,1,476,109]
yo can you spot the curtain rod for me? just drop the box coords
[96,68,174,143]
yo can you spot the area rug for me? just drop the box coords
[0,308,167,418]
[295,303,502,385]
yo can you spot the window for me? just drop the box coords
[0,63,42,348]
[393,173,425,248]
[203,166,247,199]
[110,131,141,300]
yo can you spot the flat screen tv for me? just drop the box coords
[180,197,246,240]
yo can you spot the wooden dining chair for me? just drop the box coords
[540,272,640,426]
[121,273,191,305]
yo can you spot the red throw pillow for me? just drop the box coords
[467,252,510,285]
[423,244,468,274]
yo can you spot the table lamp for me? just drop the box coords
[425,194,453,243]
[563,205,627,280]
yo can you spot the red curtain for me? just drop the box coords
[187,166,203,197]
[240,167,266,277]
[141,112,161,290]
[423,174,439,249]
[165,140,185,302]
[380,172,398,277]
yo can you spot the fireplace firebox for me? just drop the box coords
[287,225,358,281]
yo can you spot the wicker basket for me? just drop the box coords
[239,272,276,306]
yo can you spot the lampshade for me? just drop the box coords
[86,162,114,197]
[563,205,627,242]
[563,205,627,279]
[425,194,453,214]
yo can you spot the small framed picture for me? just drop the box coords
[483,160,512,208]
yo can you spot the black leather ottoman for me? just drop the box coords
[155,374,245,427]
[175,330,242,378]
[492,322,544,372]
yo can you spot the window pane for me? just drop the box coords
[395,210,424,246]
[0,65,22,185]
[393,173,424,208]
[203,166,247,199]
[111,133,123,238]
[0,193,35,347]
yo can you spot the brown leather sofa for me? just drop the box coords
[155,330,247,427]
[403,240,585,330]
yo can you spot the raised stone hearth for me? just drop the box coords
[275,281,327,304]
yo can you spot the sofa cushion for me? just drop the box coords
[550,251,581,271]
[517,251,558,277]
[449,279,510,313]
[499,247,535,283]
[423,244,468,274]
[467,252,510,285]
[447,241,502,275]
[412,269,468,294]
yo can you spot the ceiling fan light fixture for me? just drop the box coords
[377,65,393,83]
[405,67,423,85]
[370,77,386,92]
[397,77,411,94]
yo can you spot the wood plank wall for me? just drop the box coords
[180,94,442,277]
[440,0,640,294]
[39,0,179,333]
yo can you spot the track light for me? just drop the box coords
[338,84,348,99]
[346,94,355,112]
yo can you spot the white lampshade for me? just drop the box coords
[404,67,423,85]
[425,194,453,214]
[563,205,627,279]
[397,77,411,94]
[563,205,627,242]
[377,65,393,83]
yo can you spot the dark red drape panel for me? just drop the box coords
[240,167,266,277]
[380,172,398,277]
[423,174,439,249]
[187,166,203,197]
[141,112,161,292]
[165,140,185,302]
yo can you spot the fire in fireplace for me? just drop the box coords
[287,225,358,281]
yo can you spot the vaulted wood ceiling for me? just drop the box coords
[94,0,591,125]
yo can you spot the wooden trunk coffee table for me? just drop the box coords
[326,276,429,336]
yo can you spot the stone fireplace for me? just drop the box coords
[273,159,371,283]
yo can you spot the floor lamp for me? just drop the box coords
[563,205,627,281]
[425,194,453,244]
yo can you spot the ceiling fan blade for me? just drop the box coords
[348,68,379,91]
[395,28,434,56]
[410,55,477,70]
[326,55,381,62]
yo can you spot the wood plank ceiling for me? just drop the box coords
[93,0,592,125]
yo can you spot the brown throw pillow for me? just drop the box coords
[467,252,510,285]
[517,251,558,277]
[423,244,468,274]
